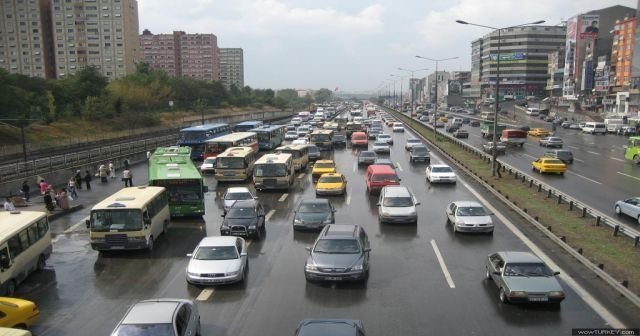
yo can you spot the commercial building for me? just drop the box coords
[50,0,140,80]
[469,25,566,101]
[0,0,55,78]
[219,47,243,89]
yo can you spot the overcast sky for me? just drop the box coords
[138,0,636,92]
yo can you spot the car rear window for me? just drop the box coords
[372,174,399,182]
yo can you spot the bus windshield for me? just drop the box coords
[256,132,271,143]
[254,164,288,177]
[90,210,142,232]
[310,134,331,142]
[216,157,246,169]
[180,131,205,142]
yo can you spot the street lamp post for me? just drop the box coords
[391,74,404,112]
[398,67,429,116]
[456,19,545,176]
[415,56,459,139]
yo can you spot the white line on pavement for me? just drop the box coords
[568,146,579,150]
[298,173,305,179]
[278,193,288,202]
[586,151,601,155]
[457,178,625,328]
[346,191,351,205]
[196,288,215,301]
[64,216,88,233]
[610,157,625,162]
[430,240,455,289]
[353,161,357,172]
[566,171,602,185]
[265,209,276,221]
[396,163,403,171]
[617,171,640,182]
[573,158,584,163]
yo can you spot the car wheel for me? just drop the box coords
[499,288,509,303]
[615,205,622,215]
[147,236,154,252]
[487,230,494,236]
[12,324,27,330]
[634,155,640,165]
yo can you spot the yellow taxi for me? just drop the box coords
[528,128,551,137]
[0,297,39,330]
[311,160,337,180]
[315,173,347,196]
[532,157,567,175]
[438,116,449,123]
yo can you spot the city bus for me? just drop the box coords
[0,211,52,296]
[253,153,295,190]
[251,125,287,150]
[86,186,170,251]
[275,144,309,171]
[148,147,206,216]
[203,132,259,159]
[233,121,263,133]
[624,136,640,164]
[214,147,258,182]
[177,123,232,160]
[310,129,334,150]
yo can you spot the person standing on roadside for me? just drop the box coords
[21,181,30,202]
[3,198,16,212]
[84,170,92,190]
[123,169,133,187]
[68,178,78,199]
[74,170,83,190]
[39,179,49,195]
[109,161,116,179]
[99,164,108,183]
[43,191,54,212]
[57,188,70,210]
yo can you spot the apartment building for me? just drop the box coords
[139,29,181,76]
[219,47,243,88]
[611,16,636,87]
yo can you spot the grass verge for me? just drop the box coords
[391,109,640,296]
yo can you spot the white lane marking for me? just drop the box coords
[523,153,537,160]
[353,161,357,172]
[610,157,625,162]
[457,178,625,328]
[586,151,601,155]
[568,145,579,150]
[64,216,88,233]
[430,240,455,289]
[278,193,288,202]
[196,288,215,301]
[573,158,584,163]
[566,171,602,185]
[346,191,352,205]
[265,209,276,221]
[396,163,403,171]
[298,173,305,179]
[617,171,640,182]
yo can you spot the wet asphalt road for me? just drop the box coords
[19,122,615,336]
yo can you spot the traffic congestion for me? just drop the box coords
[4,101,627,335]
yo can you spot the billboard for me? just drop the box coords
[447,80,462,95]
[580,14,600,38]
[564,16,578,81]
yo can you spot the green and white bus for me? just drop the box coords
[0,211,52,296]
[148,146,207,217]
[624,136,640,164]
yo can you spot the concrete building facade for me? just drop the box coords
[179,33,218,81]
[0,0,55,78]
[139,29,181,76]
[611,16,636,88]
[219,47,243,88]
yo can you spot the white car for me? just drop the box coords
[426,164,457,184]
[186,236,248,285]
[376,133,393,145]
[297,126,311,137]
[392,123,405,132]
[372,141,390,154]
[446,201,493,234]
[291,117,302,126]
[615,197,640,224]
[200,157,216,174]
[223,187,257,213]
[292,139,308,145]
[405,138,422,151]
[285,131,299,140]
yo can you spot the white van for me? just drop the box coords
[582,122,606,135]
[525,108,540,116]
[314,112,325,122]
[297,111,310,122]
[604,118,624,133]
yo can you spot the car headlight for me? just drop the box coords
[510,291,527,297]
[225,271,239,276]
[455,220,465,226]
[408,210,417,216]
[351,265,364,271]
[187,271,199,277]
[305,264,317,271]
[248,225,256,229]
[220,224,229,230]
[294,218,302,224]
[549,291,565,297]
[129,235,146,241]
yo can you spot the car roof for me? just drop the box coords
[319,173,343,178]
[498,251,543,263]
[199,236,240,247]
[374,158,393,163]
[226,187,251,193]
[300,198,330,205]
[382,185,411,197]
[315,160,335,164]
[122,299,191,324]
[296,319,362,336]
[430,164,451,169]
[321,224,360,239]
[368,165,396,173]
[452,200,483,208]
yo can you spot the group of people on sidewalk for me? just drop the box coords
[38,179,72,212]
[97,160,134,187]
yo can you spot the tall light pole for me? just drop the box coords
[391,74,405,111]
[398,67,429,116]
[456,19,545,176]
[415,56,458,139]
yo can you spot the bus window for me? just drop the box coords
[0,246,11,268]
[8,235,23,258]
[27,225,39,245]
[37,219,49,238]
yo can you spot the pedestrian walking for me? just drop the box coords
[99,164,108,183]
[123,169,133,187]
[3,197,16,212]
[74,170,83,190]
[84,170,92,190]
[68,178,78,199]
[109,161,116,179]
[39,179,49,195]
[21,181,30,202]
[43,192,54,212]
[495,160,502,178]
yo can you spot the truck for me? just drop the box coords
[604,118,624,133]
[480,121,507,139]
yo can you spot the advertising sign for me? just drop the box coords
[580,14,600,37]
[447,80,462,95]
[564,16,578,81]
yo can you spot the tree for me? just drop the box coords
[314,88,333,103]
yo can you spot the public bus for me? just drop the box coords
[177,123,232,160]
[148,147,206,217]
[203,132,259,159]
[624,136,640,164]
[0,211,52,296]
[309,129,334,150]
[233,121,263,133]
[253,153,295,190]
[87,186,171,251]
[275,144,309,171]
[251,125,287,150]
[214,147,258,182]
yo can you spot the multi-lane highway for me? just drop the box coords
[19,114,626,335]
[422,110,640,227]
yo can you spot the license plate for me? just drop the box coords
[231,232,245,236]
[110,246,124,250]
[223,172,235,176]
[326,277,342,281]
[529,297,548,302]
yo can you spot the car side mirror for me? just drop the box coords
[221,214,225,218]
[305,246,311,252]
[415,202,421,206]
[186,253,193,257]
[553,271,560,276]
[493,271,501,275]
[363,248,371,252]
[85,219,90,229]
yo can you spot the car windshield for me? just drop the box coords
[371,174,399,182]
[334,135,345,140]
[383,196,413,207]
[299,202,331,213]
[360,152,375,158]
[408,139,421,143]
[378,135,390,139]
[90,210,142,232]
[225,192,252,200]
[456,206,488,216]
[549,137,561,141]
[194,246,238,260]
[114,324,174,336]
[204,158,216,164]
[314,162,335,168]
[287,131,297,135]
[503,263,554,277]
[318,176,343,183]
[314,239,360,254]
[308,147,320,154]
[227,207,257,219]
[374,142,387,146]
[413,147,428,154]
[431,166,453,173]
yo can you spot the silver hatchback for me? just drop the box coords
[378,186,419,224]
[111,299,201,336]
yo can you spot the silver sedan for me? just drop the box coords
[615,197,640,224]
[446,201,493,234]
[186,236,248,285]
